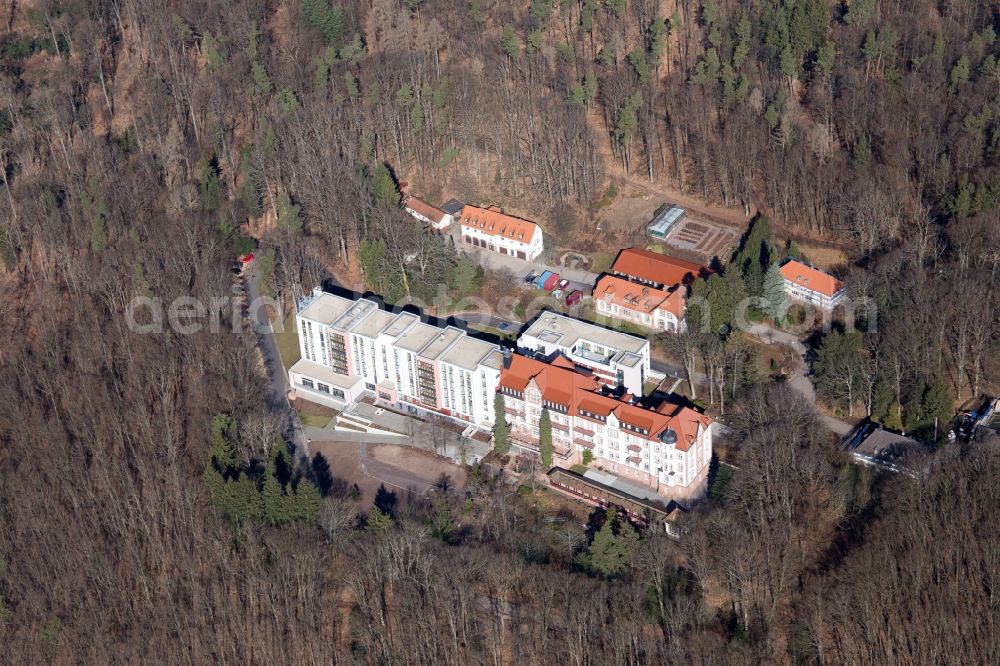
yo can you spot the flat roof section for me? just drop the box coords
[481,348,505,371]
[289,358,365,390]
[521,312,648,355]
[351,308,396,339]
[331,299,379,332]
[441,336,501,371]
[394,321,442,353]
[419,327,464,360]
[381,311,419,338]
[618,352,643,368]
[298,292,355,326]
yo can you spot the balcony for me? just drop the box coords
[627,444,642,452]
[575,426,595,437]
[573,438,595,449]
[572,346,614,367]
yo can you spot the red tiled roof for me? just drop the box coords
[779,260,844,297]
[499,353,711,451]
[612,248,708,287]
[593,275,668,314]
[593,274,687,319]
[405,197,448,224]
[460,205,539,242]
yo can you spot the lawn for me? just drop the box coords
[300,413,332,428]
[273,311,300,372]
[588,251,616,274]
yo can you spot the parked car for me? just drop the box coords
[536,271,559,291]
[523,272,537,284]
[551,289,563,299]
[498,322,510,332]
[566,290,583,306]
[558,279,569,290]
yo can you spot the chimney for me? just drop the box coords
[502,348,513,369]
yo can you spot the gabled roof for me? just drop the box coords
[499,353,711,450]
[405,197,449,224]
[593,275,668,314]
[460,205,539,243]
[593,274,687,319]
[779,260,844,297]
[499,353,600,408]
[612,248,708,287]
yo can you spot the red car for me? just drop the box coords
[566,290,582,306]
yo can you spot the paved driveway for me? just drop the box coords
[450,226,600,285]
[243,262,311,468]
[746,323,853,436]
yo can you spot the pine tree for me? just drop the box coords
[293,478,322,522]
[300,0,346,49]
[262,468,290,525]
[493,393,510,456]
[208,414,239,472]
[199,157,222,211]
[276,191,303,235]
[586,509,636,577]
[500,25,520,61]
[370,163,399,206]
[366,507,393,531]
[735,214,772,296]
[539,408,553,469]
[762,262,789,321]
[202,465,227,508]
[226,472,264,522]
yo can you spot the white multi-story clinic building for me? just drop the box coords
[288,290,504,431]
[516,312,651,395]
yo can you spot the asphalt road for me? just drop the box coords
[450,310,518,333]
[746,323,853,436]
[242,262,310,469]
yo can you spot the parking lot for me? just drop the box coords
[520,269,592,306]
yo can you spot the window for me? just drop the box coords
[301,378,315,390]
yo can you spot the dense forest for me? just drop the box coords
[1,0,999,663]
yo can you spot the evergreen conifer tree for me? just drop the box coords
[539,408,553,469]
[493,393,510,456]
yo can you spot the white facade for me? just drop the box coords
[462,223,543,260]
[405,199,454,230]
[516,312,651,394]
[782,279,845,311]
[594,292,685,333]
[460,206,545,260]
[498,355,713,499]
[290,289,503,429]
[779,260,846,312]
